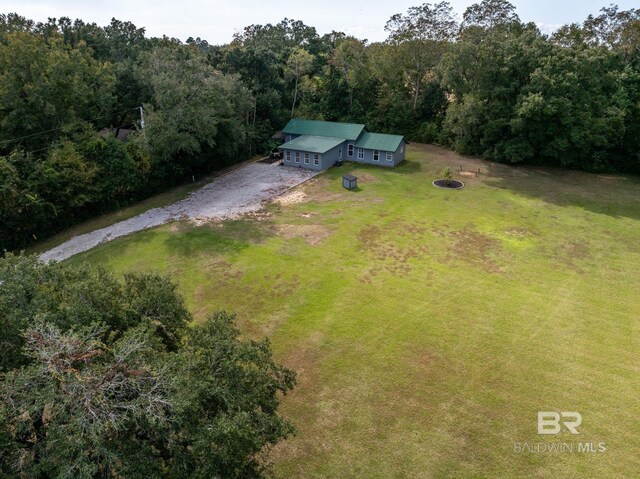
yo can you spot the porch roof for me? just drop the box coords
[278,135,345,154]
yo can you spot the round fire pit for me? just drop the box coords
[432,179,464,189]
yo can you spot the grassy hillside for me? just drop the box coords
[69,144,640,478]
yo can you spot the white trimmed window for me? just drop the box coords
[373,150,379,162]
[314,154,320,166]
[386,152,393,161]
[295,152,300,163]
[338,149,342,159]
[348,144,354,157]
[400,145,404,153]
[285,151,291,162]
[304,153,310,164]
[357,148,364,160]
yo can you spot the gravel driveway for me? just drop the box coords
[40,162,318,262]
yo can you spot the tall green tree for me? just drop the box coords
[0,31,115,153]
[328,37,371,116]
[0,255,295,478]
[285,47,315,117]
[440,21,550,159]
[583,5,640,48]
[135,44,253,182]
[385,2,458,111]
[507,45,630,170]
[0,254,190,371]
[461,0,520,28]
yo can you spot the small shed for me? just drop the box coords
[342,174,357,190]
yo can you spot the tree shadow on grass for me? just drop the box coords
[326,160,421,179]
[483,162,640,221]
[394,160,422,175]
[164,218,275,257]
[68,228,165,266]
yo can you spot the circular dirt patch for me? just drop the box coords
[432,179,464,189]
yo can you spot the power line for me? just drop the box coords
[25,143,62,155]
[0,107,141,146]
[22,122,138,156]
[0,126,63,145]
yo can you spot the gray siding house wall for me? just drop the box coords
[281,141,344,171]
[341,140,406,166]
[344,141,356,161]
[321,143,344,169]
[344,140,407,167]
[393,140,407,164]
[352,140,406,168]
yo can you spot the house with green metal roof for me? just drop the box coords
[278,119,406,171]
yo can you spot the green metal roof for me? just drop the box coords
[283,119,366,141]
[354,132,405,152]
[278,135,345,154]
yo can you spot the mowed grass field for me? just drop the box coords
[69,144,640,478]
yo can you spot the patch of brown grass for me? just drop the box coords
[358,173,377,182]
[274,190,309,206]
[357,221,431,279]
[356,225,381,249]
[202,257,244,281]
[439,226,504,273]
[548,240,591,273]
[458,171,477,178]
[270,332,326,460]
[504,226,537,239]
[277,224,332,246]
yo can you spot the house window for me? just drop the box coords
[357,148,364,160]
[373,150,379,162]
[400,145,404,153]
[348,144,354,157]
[304,153,310,164]
[314,154,320,166]
[386,152,393,161]
[338,149,342,159]
[295,152,300,163]
[285,151,291,162]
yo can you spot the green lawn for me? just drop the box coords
[69,144,640,478]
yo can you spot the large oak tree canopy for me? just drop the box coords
[0,254,295,478]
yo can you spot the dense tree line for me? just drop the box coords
[213,1,638,174]
[1,2,639,252]
[0,15,255,251]
[440,3,640,171]
[0,254,295,478]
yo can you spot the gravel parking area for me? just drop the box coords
[40,163,318,262]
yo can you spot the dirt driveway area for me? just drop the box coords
[40,162,318,262]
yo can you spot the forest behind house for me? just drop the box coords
[1,1,639,251]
